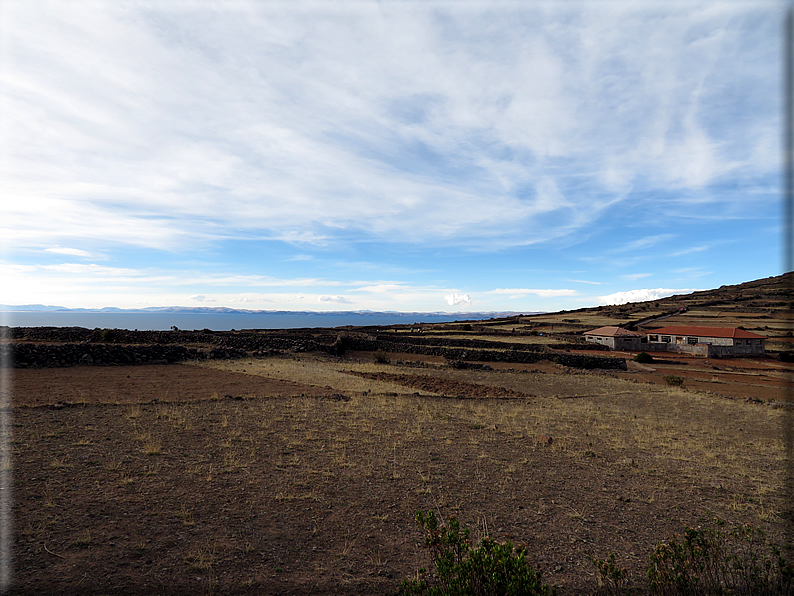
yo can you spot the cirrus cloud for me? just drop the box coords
[490,288,578,297]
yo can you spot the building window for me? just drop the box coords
[687,337,697,345]
[649,335,658,342]
[746,340,751,345]
[661,336,671,342]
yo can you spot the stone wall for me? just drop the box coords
[2,343,248,368]
[341,336,627,370]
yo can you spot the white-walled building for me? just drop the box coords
[644,326,766,357]
[583,326,646,350]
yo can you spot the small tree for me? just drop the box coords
[634,352,653,364]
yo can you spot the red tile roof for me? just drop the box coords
[645,326,766,339]
[584,326,644,337]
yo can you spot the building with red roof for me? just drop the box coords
[644,326,766,357]
[582,325,766,357]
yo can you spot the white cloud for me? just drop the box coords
[598,287,699,305]
[613,235,676,253]
[670,245,709,257]
[44,247,92,257]
[490,288,578,298]
[444,293,471,306]
[568,279,601,285]
[353,284,407,293]
[318,295,351,304]
[189,294,214,302]
[621,273,651,281]
[1,2,778,255]
[40,263,140,276]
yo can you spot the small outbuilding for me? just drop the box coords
[583,326,646,351]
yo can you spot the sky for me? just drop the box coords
[0,1,785,313]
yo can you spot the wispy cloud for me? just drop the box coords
[2,3,778,254]
[670,245,709,257]
[1,2,780,312]
[612,235,676,253]
[44,247,93,257]
[490,288,578,298]
[621,273,651,281]
[318,295,351,304]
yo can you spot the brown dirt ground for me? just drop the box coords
[565,349,793,403]
[346,371,531,399]
[7,359,791,595]
[9,365,341,407]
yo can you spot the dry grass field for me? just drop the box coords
[9,348,791,595]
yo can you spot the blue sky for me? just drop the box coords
[0,1,784,313]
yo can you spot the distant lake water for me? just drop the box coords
[1,311,484,331]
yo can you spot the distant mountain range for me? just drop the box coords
[0,304,534,319]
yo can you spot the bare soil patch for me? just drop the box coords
[9,354,790,595]
[345,371,532,398]
[10,364,339,407]
[565,348,793,402]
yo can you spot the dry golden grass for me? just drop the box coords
[196,357,439,396]
[210,355,785,503]
[196,355,786,497]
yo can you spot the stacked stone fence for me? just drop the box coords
[1,343,248,368]
[1,329,627,370]
[340,336,626,370]
[371,334,548,353]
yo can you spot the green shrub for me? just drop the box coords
[374,349,390,364]
[401,510,554,596]
[634,352,654,364]
[648,519,794,595]
[779,351,794,363]
[100,328,115,342]
[663,375,684,387]
[592,552,628,596]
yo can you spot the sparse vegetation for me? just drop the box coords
[402,510,553,596]
[634,352,654,364]
[664,375,684,387]
[592,552,628,596]
[647,519,794,595]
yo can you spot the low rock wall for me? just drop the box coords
[1,343,248,368]
[342,336,626,370]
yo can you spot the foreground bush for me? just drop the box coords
[647,520,793,595]
[592,519,794,595]
[402,510,554,596]
[634,352,654,364]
